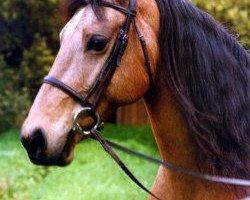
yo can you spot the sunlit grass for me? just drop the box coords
[0,124,160,200]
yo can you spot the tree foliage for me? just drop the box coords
[192,0,250,48]
[0,0,249,131]
[0,0,60,131]
[19,35,54,98]
[0,0,60,66]
[0,57,31,132]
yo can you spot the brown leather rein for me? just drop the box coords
[43,0,250,199]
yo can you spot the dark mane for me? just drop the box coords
[156,0,250,180]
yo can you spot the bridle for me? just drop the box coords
[44,0,152,132]
[43,0,250,199]
[44,0,152,126]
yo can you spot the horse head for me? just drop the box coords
[21,0,159,166]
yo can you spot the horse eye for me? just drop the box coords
[86,36,108,52]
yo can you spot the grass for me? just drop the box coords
[0,124,160,200]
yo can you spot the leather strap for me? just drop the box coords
[90,129,163,200]
[105,137,250,187]
[133,20,153,85]
[90,130,250,200]
[82,0,138,112]
[101,1,136,16]
[43,76,91,107]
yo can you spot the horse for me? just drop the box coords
[21,0,250,199]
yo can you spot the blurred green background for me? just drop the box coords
[0,0,249,199]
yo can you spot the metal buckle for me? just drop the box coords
[116,30,129,66]
[73,107,102,135]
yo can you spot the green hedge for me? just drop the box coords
[0,0,59,132]
[192,0,250,48]
[0,57,31,132]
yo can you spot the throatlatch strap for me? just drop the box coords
[90,129,163,200]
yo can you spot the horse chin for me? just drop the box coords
[56,130,88,166]
[29,153,73,167]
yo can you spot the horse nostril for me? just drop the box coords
[21,128,47,160]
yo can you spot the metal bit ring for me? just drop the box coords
[73,107,101,135]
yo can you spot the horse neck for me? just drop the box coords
[144,75,197,170]
[143,72,243,199]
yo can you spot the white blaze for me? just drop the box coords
[60,8,85,40]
